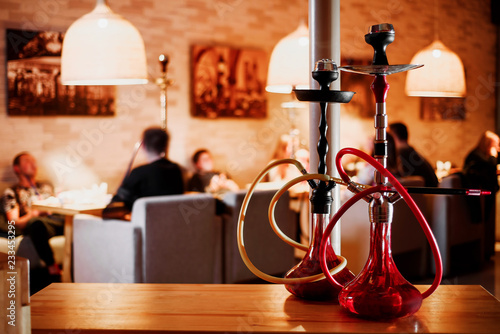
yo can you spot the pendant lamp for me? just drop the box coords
[61,0,148,85]
[266,23,310,94]
[405,0,465,97]
[405,39,466,97]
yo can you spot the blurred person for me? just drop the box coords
[104,127,184,219]
[463,130,500,192]
[267,134,309,184]
[463,130,499,259]
[0,152,63,280]
[355,133,399,186]
[388,122,438,187]
[187,149,238,194]
[267,135,310,250]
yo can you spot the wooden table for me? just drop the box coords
[31,283,500,333]
[31,203,105,283]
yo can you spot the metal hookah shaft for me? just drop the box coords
[371,75,389,186]
[365,24,395,186]
[310,60,339,214]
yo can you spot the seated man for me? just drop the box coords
[0,152,63,280]
[388,122,438,187]
[187,149,238,195]
[104,127,184,219]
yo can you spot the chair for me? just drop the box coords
[0,235,65,270]
[221,189,298,283]
[73,193,223,283]
[391,176,431,279]
[430,173,485,276]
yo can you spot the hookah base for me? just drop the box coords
[338,283,423,319]
[285,265,355,301]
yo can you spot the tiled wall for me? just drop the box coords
[0,0,496,193]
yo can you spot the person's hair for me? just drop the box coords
[192,149,209,165]
[142,127,168,155]
[476,130,499,155]
[13,151,31,167]
[389,122,408,142]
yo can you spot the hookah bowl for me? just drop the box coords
[285,59,355,301]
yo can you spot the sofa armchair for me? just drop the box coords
[430,173,485,276]
[73,193,223,283]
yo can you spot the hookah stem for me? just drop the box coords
[319,185,386,288]
[371,75,390,186]
[369,73,443,298]
[318,100,328,181]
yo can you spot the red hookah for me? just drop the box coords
[318,23,442,319]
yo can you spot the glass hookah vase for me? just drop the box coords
[338,196,422,319]
[285,188,355,301]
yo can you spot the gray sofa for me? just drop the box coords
[73,190,297,284]
[74,193,222,283]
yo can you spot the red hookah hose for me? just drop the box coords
[320,147,443,299]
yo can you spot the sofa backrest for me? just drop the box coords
[131,193,222,283]
[221,189,297,283]
[431,172,484,276]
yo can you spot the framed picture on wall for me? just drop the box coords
[191,44,267,118]
[340,58,376,118]
[5,28,115,116]
[420,97,466,120]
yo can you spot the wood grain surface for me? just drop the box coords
[31,283,500,333]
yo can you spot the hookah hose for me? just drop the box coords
[237,158,349,284]
[320,147,443,299]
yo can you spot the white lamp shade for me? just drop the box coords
[405,40,466,97]
[266,23,309,94]
[61,0,148,85]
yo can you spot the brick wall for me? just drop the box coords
[0,0,495,193]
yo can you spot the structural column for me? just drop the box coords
[308,0,341,253]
